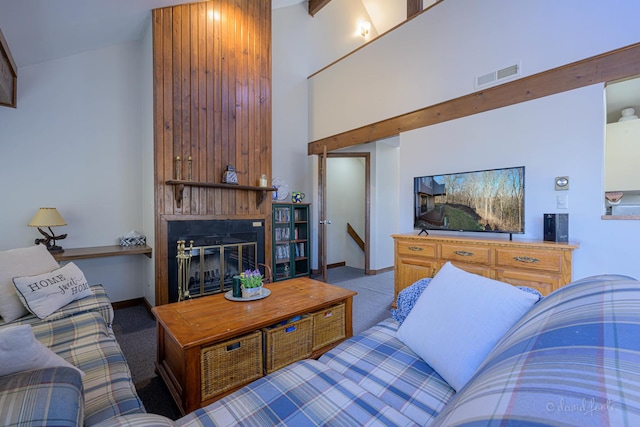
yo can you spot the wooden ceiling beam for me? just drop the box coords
[308,41,640,155]
[407,0,423,19]
[309,0,332,16]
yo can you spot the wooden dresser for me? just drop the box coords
[393,234,578,303]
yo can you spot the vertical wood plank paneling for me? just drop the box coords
[237,0,248,214]
[246,0,256,192]
[154,0,272,305]
[260,0,272,211]
[154,7,179,305]
[227,0,237,215]
[197,2,207,211]
[219,0,230,214]
[172,7,183,213]
[188,4,199,214]
[153,9,166,305]
[163,9,174,217]
[187,8,195,211]
[261,0,273,262]
[181,7,192,214]
[211,2,222,214]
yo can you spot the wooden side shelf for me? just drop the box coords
[166,180,276,208]
[601,215,640,220]
[53,245,152,262]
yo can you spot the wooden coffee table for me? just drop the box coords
[152,277,357,415]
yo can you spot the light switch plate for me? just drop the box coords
[557,195,568,209]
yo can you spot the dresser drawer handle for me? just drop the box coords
[454,250,473,257]
[513,256,540,264]
[408,246,423,252]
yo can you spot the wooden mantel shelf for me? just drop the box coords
[165,180,276,208]
[53,245,152,262]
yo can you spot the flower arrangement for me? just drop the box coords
[239,269,263,289]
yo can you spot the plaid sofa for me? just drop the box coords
[0,285,160,426]
[171,274,640,426]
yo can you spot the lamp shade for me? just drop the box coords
[28,208,67,227]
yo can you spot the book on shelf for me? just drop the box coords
[275,227,290,241]
[276,244,290,260]
[275,208,290,222]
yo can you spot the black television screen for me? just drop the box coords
[414,166,524,234]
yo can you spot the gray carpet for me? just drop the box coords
[111,305,182,419]
[322,267,394,335]
[113,267,394,420]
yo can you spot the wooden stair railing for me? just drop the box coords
[347,223,365,252]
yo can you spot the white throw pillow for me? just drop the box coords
[396,262,538,392]
[0,324,83,377]
[0,245,60,323]
[13,262,93,319]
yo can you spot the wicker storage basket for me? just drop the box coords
[263,316,312,374]
[200,331,263,401]
[311,303,346,351]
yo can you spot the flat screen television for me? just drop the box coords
[414,166,524,236]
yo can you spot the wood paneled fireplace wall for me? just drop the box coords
[153,0,272,306]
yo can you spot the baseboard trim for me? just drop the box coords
[373,266,394,274]
[112,297,154,316]
[311,264,394,276]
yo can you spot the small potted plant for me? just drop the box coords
[240,269,263,298]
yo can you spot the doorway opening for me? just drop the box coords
[316,152,370,282]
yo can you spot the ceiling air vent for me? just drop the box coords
[475,62,521,88]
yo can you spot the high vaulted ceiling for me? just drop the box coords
[0,0,307,68]
[3,0,634,117]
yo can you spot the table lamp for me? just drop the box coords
[28,207,68,253]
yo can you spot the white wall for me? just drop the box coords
[272,1,373,201]
[399,84,640,280]
[5,1,628,304]
[304,0,640,281]
[0,41,152,303]
[308,0,640,141]
[371,138,399,269]
[141,17,156,304]
[272,2,374,272]
[272,4,314,200]
[0,2,369,306]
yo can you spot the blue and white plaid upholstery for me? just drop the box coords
[319,318,455,425]
[30,311,145,426]
[432,274,640,426]
[175,274,640,426]
[177,359,419,427]
[93,413,178,426]
[0,366,84,427]
[0,283,146,426]
[0,285,114,327]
